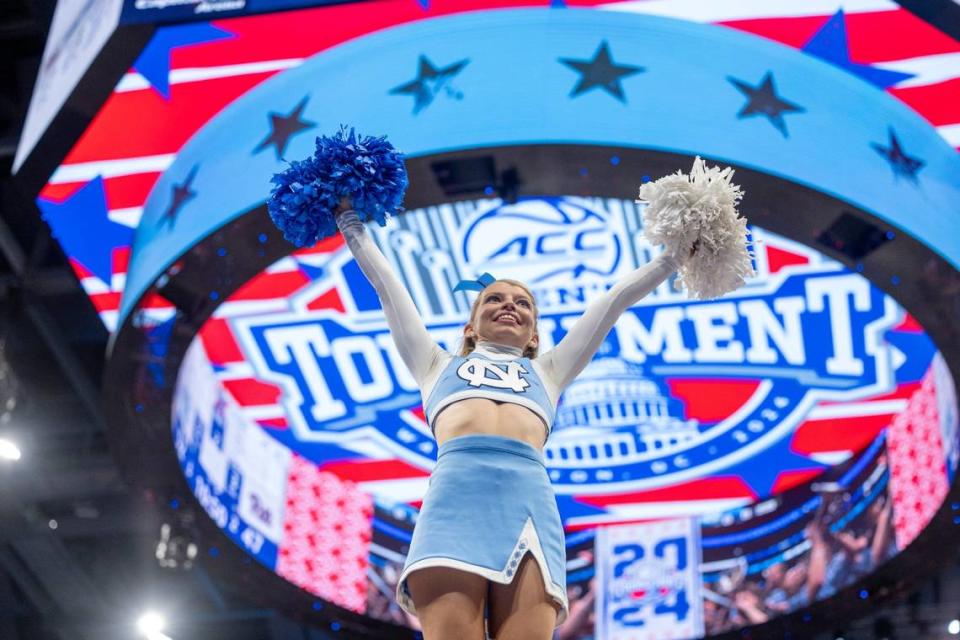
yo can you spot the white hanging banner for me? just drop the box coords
[595,518,703,640]
[14,0,123,173]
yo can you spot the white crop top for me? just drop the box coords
[336,210,679,437]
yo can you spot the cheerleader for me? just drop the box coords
[269,133,753,639]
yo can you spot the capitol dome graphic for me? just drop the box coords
[545,358,701,467]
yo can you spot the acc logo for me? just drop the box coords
[462,197,622,284]
[457,359,530,391]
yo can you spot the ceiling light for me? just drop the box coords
[948,619,960,635]
[137,611,171,639]
[0,438,20,461]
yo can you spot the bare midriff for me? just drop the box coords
[433,397,548,449]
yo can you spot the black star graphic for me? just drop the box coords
[559,41,644,103]
[253,96,316,159]
[390,55,469,115]
[727,72,805,137]
[871,128,924,182]
[159,166,198,229]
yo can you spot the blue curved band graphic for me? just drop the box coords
[123,8,960,323]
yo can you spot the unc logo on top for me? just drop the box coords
[457,359,531,392]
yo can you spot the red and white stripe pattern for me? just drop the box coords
[37,0,959,330]
[198,237,345,431]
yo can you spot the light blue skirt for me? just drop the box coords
[397,434,569,624]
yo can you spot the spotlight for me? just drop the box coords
[948,619,960,635]
[137,611,164,634]
[137,611,172,640]
[0,437,20,461]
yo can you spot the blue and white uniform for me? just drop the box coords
[337,210,679,625]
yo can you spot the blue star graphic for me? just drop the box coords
[725,433,827,498]
[802,10,914,89]
[390,55,469,115]
[560,41,644,103]
[871,128,925,182]
[37,176,134,283]
[728,72,805,137]
[253,96,316,160]
[159,165,199,230]
[133,23,234,99]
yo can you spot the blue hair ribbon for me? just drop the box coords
[453,272,496,293]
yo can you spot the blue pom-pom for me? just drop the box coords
[267,126,408,247]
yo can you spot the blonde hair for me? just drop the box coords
[459,278,540,359]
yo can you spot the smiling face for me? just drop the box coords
[462,280,539,356]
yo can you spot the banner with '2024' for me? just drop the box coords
[595,518,703,640]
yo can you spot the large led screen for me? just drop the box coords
[172,196,958,636]
[33,0,960,636]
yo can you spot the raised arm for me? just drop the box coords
[538,252,680,389]
[336,210,444,384]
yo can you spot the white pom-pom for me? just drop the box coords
[638,157,755,299]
